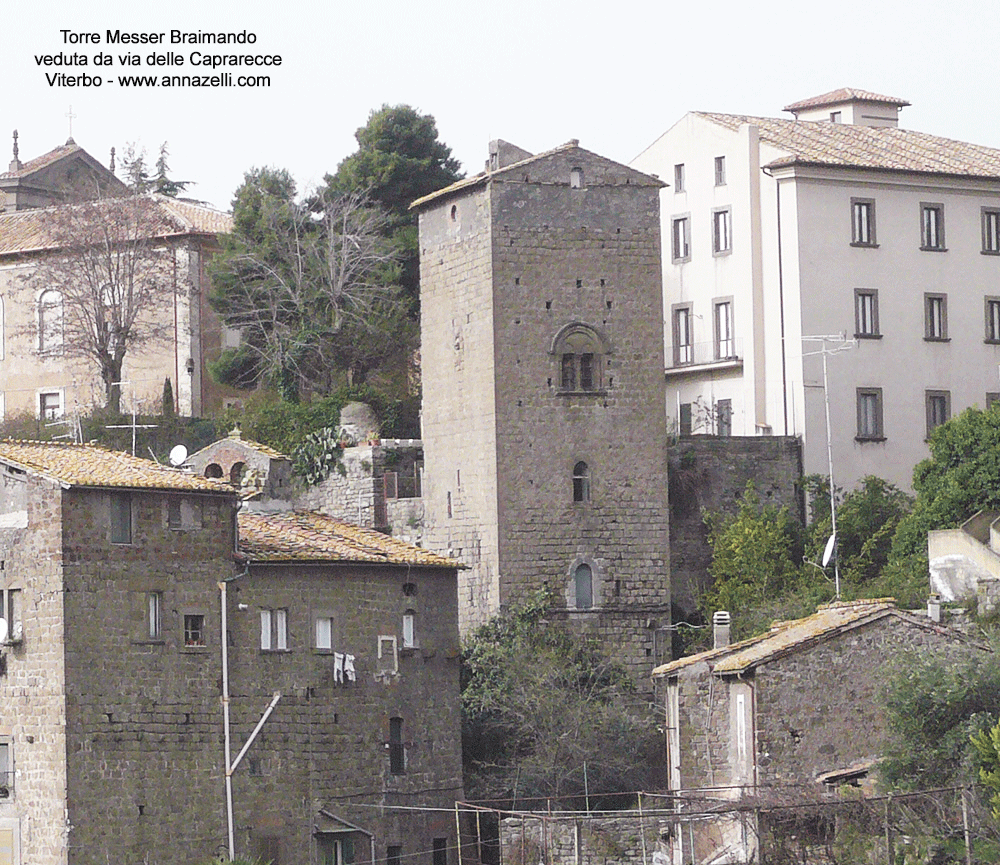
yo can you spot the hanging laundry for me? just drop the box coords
[334,652,344,683]
[345,654,356,682]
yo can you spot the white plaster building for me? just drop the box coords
[632,88,1000,491]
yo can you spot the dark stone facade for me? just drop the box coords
[0,463,463,864]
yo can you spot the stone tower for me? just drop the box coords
[413,139,671,678]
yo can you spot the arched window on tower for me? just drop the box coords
[572,461,590,502]
[552,324,608,393]
[574,564,593,610]
[38,290,63,353]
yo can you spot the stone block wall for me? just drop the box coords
[296,441,424,543]
[0,470,69,863]
[2,477,463,865]
[419,186,502,632]
[419,147,672,682]
[500,813,667,865]
[60,486,237,863]
[753,614,980,787]
[668,436,803,619]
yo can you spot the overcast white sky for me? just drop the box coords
[6,0,1000,211]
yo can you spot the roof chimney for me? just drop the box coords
[713,610,731,649]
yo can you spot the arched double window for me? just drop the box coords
[38,290,63,353]
[551,323,608,393]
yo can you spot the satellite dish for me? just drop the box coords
[168,444,189,467]
[822,532,837,568]
[0,618,9,643]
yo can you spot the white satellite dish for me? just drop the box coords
[168,444,189,467]
[0,618,9,643]
[822,532,837,568]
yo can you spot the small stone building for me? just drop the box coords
[0,440,462,864]
[928,510,1000,611]
[651,600,984,864]
[413,139,672,682]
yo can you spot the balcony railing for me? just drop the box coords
[668,338,744,370]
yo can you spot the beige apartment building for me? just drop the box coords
[632,88,1000,491]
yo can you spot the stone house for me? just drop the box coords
[632,88,1000,492]
[413,139,672,682]
[0,136,239,419]
[651,600,984,864]
[0,440,463,864]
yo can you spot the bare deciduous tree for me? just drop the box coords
[20,193,176,414]
[209,183,407,401]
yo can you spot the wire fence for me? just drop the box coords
[461,785,1000,865]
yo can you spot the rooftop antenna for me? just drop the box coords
[802,333,857,599]
[104,381,157,455]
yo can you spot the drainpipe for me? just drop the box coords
[763,167,789,435]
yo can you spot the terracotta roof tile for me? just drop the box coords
[0,194,231,256]
[0,440,236,492]
[238,510,459,568]
[783,88,911,112]
[653,599,902,677]
[0,143,81,179]
[698,112,1000,178]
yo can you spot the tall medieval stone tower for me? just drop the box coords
[413,139,671,678]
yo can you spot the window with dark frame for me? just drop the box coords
[0,741,11,795]
[987,298,1000,343]
[110,492,132,545]
[433,838,448,865]
[147,592,162,640]
[851,199,876,246]
[714,156,726,186]
[1,589,21,643]
[572,461,590,503]
[984,208,1000,254]
[854,289,880,338]
[389,717,405,775]
[717,399,733,436]
[856,388,884,440]
[925,294,948,340]
[714,300,734,359]
[921,203,946,250]
[557,327,604,393]
[39,391,62,420]
[673,305,693,365]
[926,391,951,436]
[671,216,690,262]
[679,403,692,436]
[712,208,732,255]
[184,614,205,647]
[673,163,685,193]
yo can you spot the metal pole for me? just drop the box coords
[820,347,841,598]
[962,787,973,865]
[220,580,235,860]
[583,761,590,814]
[638,792,648,865]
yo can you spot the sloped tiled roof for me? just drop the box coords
[652,599,939,678]
[0,143,82,179]
[238,510,459,568]
[698,112,1000,178]
[783,88,911,112]
[0,440,236,493]
[410,140,663,210]
[0,193,231,256]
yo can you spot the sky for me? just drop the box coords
[6,0,1000,211]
